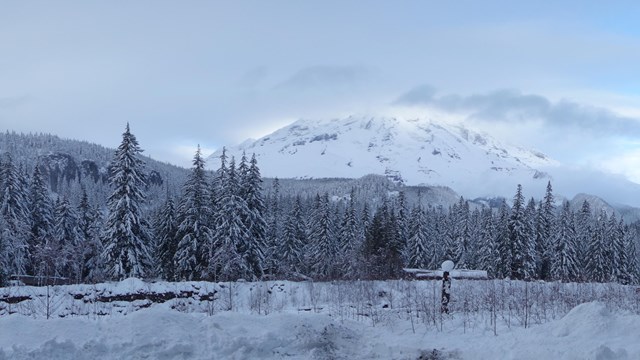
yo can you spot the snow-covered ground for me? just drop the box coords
[1,279,640,359]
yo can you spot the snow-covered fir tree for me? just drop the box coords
[440,206,457,264]
[405,203,431,269]
[395,191,410,263]
[278,195,307,278]
[495,200,512,278]
[210,157,250,281]
[508,185,532,280]
[238,152,267,280]
[610,216,628,283]
[536,181,555,280]
[308,193,337,280]
[623,226,640,284]
[575,200,592,281]
[174,146,212,280]
[604,214,619,282]
[465,208,482,270]
[521,198,538,280]
[586,210,610,282]
[430,206,448,269]
[551,201,579,282]
[336,189,361,278]
[52,197,83,282]
[154,196,178,281]
[363,198,403,279]
[452,197,471,268]
[477,207,499,278]
[0,216,8,286]
[28,164,55,277]
[101,124,153,280]
[77,190,104,283]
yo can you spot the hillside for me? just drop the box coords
[0,131,188,207]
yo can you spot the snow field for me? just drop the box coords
[1,279,640,359]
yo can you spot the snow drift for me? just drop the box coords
[2,279,640,359]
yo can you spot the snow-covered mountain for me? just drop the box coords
[210,115,558,198]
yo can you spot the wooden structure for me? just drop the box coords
[403,268,488,280]
[9,274,73,286]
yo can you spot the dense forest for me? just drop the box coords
[0,127,639,286]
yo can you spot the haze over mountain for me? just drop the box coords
[211,114,640,208]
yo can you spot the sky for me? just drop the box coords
[1,1,640,183]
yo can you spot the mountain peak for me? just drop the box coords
[209,114,557,197]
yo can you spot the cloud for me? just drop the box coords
[395,86,640,137]
[393,85,437,106]
[274,65,370,93]
[0,95,30,109]
[238,66,269,88]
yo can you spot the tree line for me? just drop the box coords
[1,125,639,285]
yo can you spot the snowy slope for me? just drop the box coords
[210,115,557,197]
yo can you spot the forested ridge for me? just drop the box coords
[1,127,639,286]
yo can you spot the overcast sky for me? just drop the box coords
[1,1,640,185]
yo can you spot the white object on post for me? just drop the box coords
[441,260,454,272]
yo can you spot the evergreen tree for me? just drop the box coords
[522,198,538,280]
[406,204,431,269]
[278,195,306,277]
[102,124,153,280]
[441,206,457,263]
[477,207,499,277]
[395,191,410,262]
[154,196,178,281]
[238,153,267,279]
[574,200,592,281]
[453,197,470,268]
[362,198,403,279]
[210,157,250,281]
[586,210,610,282]
[536,181,555,280]
[508,185,530,280]
[604,213,619,282]
[52,197,82,281]
[494,200,512,278]
[337,189,360,277]
[308,193,337,280]
[623,226,640,284]
[28,164,55,277]
[465,208,482,270]
[264,177,281,276]
[610,216,628,283]
[363,201,386,279]
[430,206,448,269]
[0,216,8,286]
[174,146,213,280]
[551,201,579,282]
[77,190,103,283]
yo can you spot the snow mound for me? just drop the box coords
[0,308,367,360]
[117,277,147,292]
[533,301,637,360]
[552,301,613,337]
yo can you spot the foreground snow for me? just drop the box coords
[2,279,640,359]
[1,301,638,359]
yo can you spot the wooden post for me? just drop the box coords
[441,271,451,314]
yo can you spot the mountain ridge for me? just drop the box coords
[209,113,640,210]
[210,115,557,196]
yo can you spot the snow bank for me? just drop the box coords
[2,279,640,359]
[466,301,640,360]
[2,301,640,359]
[0,307,363,360]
